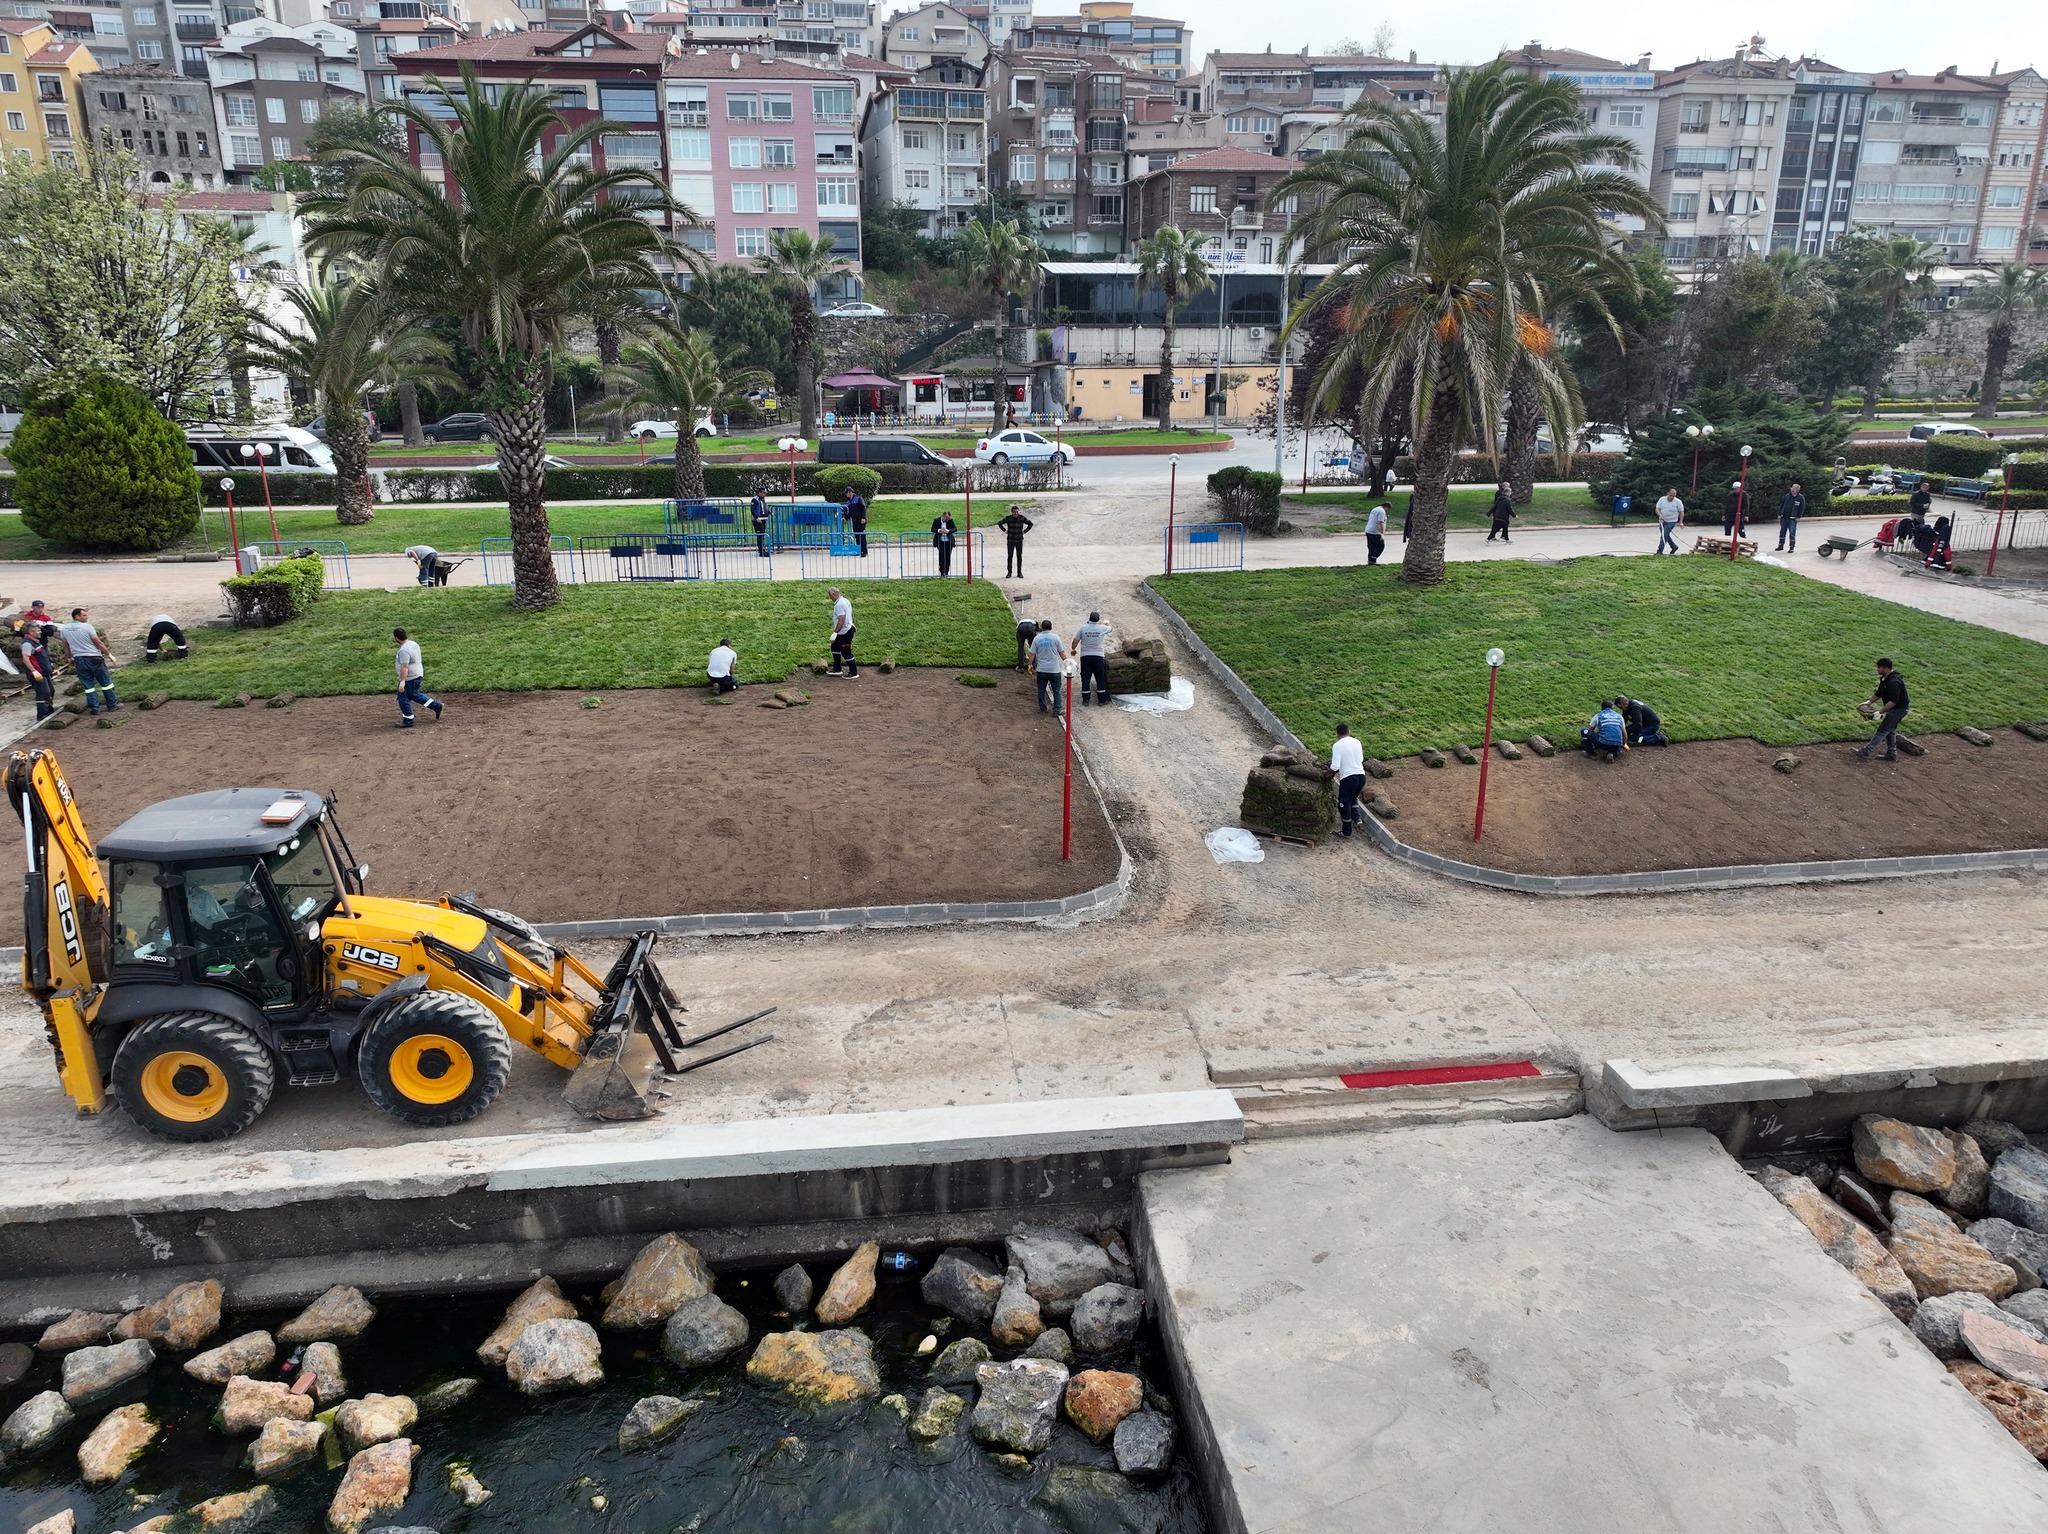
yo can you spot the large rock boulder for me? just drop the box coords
[1961,1120,2031,1157]
[334,1393,417,1452]
[1944,1131,1992,1220]
[1911,1291,2035,1359]
[1756,1168,1917,1320]
[1021,1329,1074,1365]
[505,1318,603,1395]
[1947,1360,2048,1460]
[618,1393,701,1453]
[181,1486,275,1533]
[602,1234,714,1330]
[184,1331,275,1386]
[61,1339,156,1408]
[1071,1284,1145,1355]
[991,1267,1044,1347]
[1991,1145,2048,1234]
[279,1286,375,1344]
[36,1312,119,1352]
[418,1377,478,1415]
[219,1375,315,1434]
[115,1280,222,1351]
[1034,1465,1152,1531]
[909,1387,965,1442]
[1886,1192,2019,1300]
[1,1390,75,1461]
[1852,1116,1957,1194]
[1005,1228,1116,1317]
[773,1264,814,1317]
[77,1401,156,1485]
[929,1337,991,1386]
[814,1242,879,1325]
[1114,1408,1176,1477]
[1970,1218,2048,1276]
[246,1416,326,1479]
[744,1330,880,1405]
[971,1359,1068,1453]
[921,1247,1003,1324]
[662,1294,749,1369]
[0,1342,26,1390]
[25,1513,75,1534]
[1063,1369,1142,1442]
[477,1277,579,1366]
[327,1439,416,1533]
[301,1341,347,1406]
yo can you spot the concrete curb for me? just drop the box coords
[1142,576,2048,897]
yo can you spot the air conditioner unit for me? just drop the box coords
[1261,132,1274,142]
[1944,294,1960,307]
[1249,326,1266,340]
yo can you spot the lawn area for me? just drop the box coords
[1287,485,1604,533]
[1153,559,2048,757]
[146,578,1016,700]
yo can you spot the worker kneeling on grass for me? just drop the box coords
[707,637,738,694]
[1581,701,1628,762]
[1614,695,1668,747]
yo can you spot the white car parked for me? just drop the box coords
[1908,421,1991,440]
[629,413,718,441]
[974,428,1076,466]
[821,301,889,318]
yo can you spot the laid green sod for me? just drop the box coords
[1154,559,2048,757]
[1288,485,1603,533]
[148,580,1016,700]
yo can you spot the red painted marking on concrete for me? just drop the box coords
[1340,1061,1543,1091]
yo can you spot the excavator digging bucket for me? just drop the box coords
[562,932,686,1121]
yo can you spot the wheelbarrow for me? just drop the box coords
[1815,535,1865,559]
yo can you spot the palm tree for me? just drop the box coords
[757,229,843,441]
[1277,59,1658,585]
[956,217,1042,427]
[615,328,771,499]
[241,278,453,525]
[1854,235,1938,420]
[1134,226,1212,434]
[1965,263,2048,418]
[303,62,678,609]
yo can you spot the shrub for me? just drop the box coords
[221,554,324,627]
[814,465,884,504]
[1208,465,1284,534]
[9,378,201,551]
[1393,452,1625,486]
[2008,454,2048,493]
[1924,434,2004,479]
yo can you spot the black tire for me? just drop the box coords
[358,991,511,1127]
[990,452,1009,465]
[480,905,553,969]
[112,1012,276,1142]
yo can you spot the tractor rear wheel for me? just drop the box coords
[359,991,512,1127]
[480,906,553,970]
[112,1012,276,1142]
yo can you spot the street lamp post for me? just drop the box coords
[1684,422,1715,494]
[239,442,280,544]
[219,477,240,562]
[1165,453,1179,575]
[1989,453,2018,576]
[1473,647,1505,842]
[1731,444,1753,561]
[777,436,805,507]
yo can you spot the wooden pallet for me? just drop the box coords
[1691,535,1759,559]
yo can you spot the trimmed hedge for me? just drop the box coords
[1924,434,2005,478]
[221,554,325,627]
[813,465,884,504]
[1391,452,1624,485]
[1208,465,1284,534]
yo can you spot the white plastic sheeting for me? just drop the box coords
[1116,678,1195,714]
[1204,827,1265,864]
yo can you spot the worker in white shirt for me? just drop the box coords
[1330,723,1367,838]
[144,612,191,661]
[707,637,739,694]
[404,544,441,586]
[827,587,858,677]
[1364,503,1389,566]
[392,626,443,728]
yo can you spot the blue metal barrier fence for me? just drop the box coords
[1164,522,1246,572]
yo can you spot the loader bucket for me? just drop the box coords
[562,932,687,1121]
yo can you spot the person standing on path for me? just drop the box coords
[1653,488,1685,554]
[997,504,1034,578]
[827,587,858,677]
[1364,502,1389,565]
[707,637,738,694]
[1853,658,1909,762]
[1722,482,1745,538]
[844,488,869,557]
[931,509,958,577]
[20,623,54,721]
[751,492,771,558]
[392,626,443,728]
[58,608,118,713]
[1775,482,1807,553]
[1030,618,1066,717]
[1330,724,1367,838]
[1071,610,1111,706]
[1486,483,1515,543]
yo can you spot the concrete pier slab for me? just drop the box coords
[1138,1117,2048,1534]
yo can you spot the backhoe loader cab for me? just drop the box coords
[9,749,738,1143]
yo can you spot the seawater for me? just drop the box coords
[3,1260,1209,1533]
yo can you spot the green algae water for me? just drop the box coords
[3,1260,1209,1534]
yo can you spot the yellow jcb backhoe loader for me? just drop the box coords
[8,749,771,1142]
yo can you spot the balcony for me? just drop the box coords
[181,60,209,78]
[1678,120,1708,134]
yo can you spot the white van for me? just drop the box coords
[185,423,337,476]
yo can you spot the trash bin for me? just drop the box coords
[1610,493,1632,528]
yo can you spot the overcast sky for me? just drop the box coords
[1177,4,2032,77]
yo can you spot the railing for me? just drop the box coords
[1941,507,2048,555]
[481,534,575,587]
[1163,521,1245,571]
[244,539,352,590]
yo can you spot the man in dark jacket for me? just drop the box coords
[844,490,869,556]
[1775,483,1808,552]
[750,492,770,558]
[1614,695,1668,747]
[931,510,958,576]
[1486,483,1515,543]
[1853,658,1910,763]
[996,505,1034,578]
[1723,482,1746,537]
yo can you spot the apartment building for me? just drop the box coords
[860,75,983,236]
[1502,44,1658,219]
[1012,0,1184,81]
[877,1,984,75]
[1122,141,1296,259]
[643,0,878,65]
[984,45,1169,252]
[0,17,98,166]
[333,2,463,107]
[209,16,363,180]
[1649,51,1800,267]
[1966,68,2045,264]
[83,61,222,181]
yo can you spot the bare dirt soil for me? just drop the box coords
[1380,730,2048,875]
[0,669,1117,944]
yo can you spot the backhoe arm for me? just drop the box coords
[7,749,111,1112]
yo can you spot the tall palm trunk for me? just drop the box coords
[398,380,425,447]
[1504,363,1539,505]
[231,364,254,421]
[790,297,818,439]
[1157,279,1177,433]
[1401,362,1459,587]
[597,320,625,443]
[488,354,562,610]
[1976,318,2014,419]
[673,413,706,499]
[329,406,374,525]
[992,313,1010,427]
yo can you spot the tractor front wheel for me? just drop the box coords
[359,991,512,1127]
[112,1012,276,1141]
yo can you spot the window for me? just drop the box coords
[94,13,122,32]
[1998,141,2036,168]
[1954,183,1977,205]
[1895,183,1950,203]
[270,135,290,159]
[1982,226,2017,250]
[1044,153,1072,180]
[669,127,709,163]
[668,86,707,127]
[903,168,930,187]
[897,24,917,38]
[299,98,319,123]
[1091,192,1121,221]
[229,131,259,160]
[1224,114,1247,133]
[1867,99,1901,123]
[731,181,764,212]
[1991,184,2023,207]
[1735,146,1768,170]
[34,74,62,102]
[194,129,208,156]
[1804,185,1826,214]
[762,92,792,121]
[728,135,760,167]
[98,88,125,110]
[4,111,21,132]
[1038,198,1068,221]
[764,138,795,167]
[224,94,255,126]
[1091,156,1120,183]
[1187,184,1215,212]
[1854,182,1890,203]
[733,226,767,256]
[135,39,161,59]
[727,91,757,121]
[1863,140,1899,165]
[901,129,926,149]
[817,175,855,207]
[766,182,797,212]
[813,85,853,123]
[133,5,156,21]
[264,97,285,123]
[43,111,69,139]
[1010,151,1035,180]
[175,129,187,155]
[1679,99,1706,129]
[1608,103,1644,128]
[604,132,661,168]
[1668,191,1698,219]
